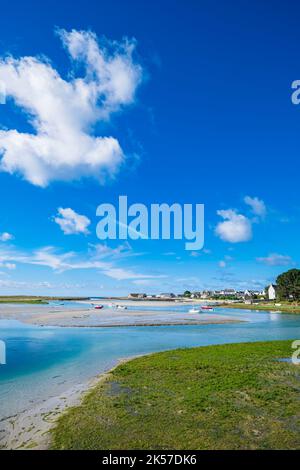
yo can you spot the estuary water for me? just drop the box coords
[0,307,300,420]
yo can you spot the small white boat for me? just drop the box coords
[189,308,201,313]
[116,304,127,310]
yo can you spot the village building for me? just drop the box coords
[267,284,277,300]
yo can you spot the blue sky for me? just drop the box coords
[0,0,299,296]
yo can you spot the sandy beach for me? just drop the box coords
[1,359,131,450]
[1,378,92,449]
[0,300,238,328]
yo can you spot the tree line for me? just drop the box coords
[276,269,300,301]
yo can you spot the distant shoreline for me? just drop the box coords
[1,296,299,315]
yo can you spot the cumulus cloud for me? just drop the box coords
[244,196,266,218]
[54,207,91,235]
[256,253,293,267]
[0,232,14,241]
[215,209,252,243]
[0,29,142,186]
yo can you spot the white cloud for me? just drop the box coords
[256,253,293,267]
[215,209,252,243]
[90,241,135,259]
[4,262,16,270]
[0,232,14,242]
[54,207,90,235]
[0,29,142,186]
[190,248,211,257]
[218,260,226,268]
[0,261,16,269]
[244,196,266,218]
[102,267,165,281]
[132,279,152,286]
[0,244,165,282]
[190,251,200,258]
[0,279,51,289]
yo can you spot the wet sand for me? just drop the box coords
[1,359,131,450]
[1,379,92,449]
[0,301,238,327]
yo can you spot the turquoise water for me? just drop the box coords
[0,308,300,419]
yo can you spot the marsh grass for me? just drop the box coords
[221,302,300,314]
[51,341,300,450]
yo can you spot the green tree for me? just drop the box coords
[183,290,191,297]
[276,269,300,301]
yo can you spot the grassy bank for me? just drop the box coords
[220,302,300,314]
[0,297,49,304]
[51,340,300,450]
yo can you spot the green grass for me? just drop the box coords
[221,302,300,314]
[0,297,48,304]
[51,340,300,450]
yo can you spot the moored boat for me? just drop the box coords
[116,304,127,310]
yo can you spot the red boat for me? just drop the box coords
[201,305,214,311]
[94,305,104,309]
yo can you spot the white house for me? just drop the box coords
[267,284,277,300]
[158,293,176,299]
[220,289,236,296]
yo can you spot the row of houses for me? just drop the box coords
[190,285,277,300]
[128,293,176,299]
[128,285,277,301]
[191,289,262,299]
